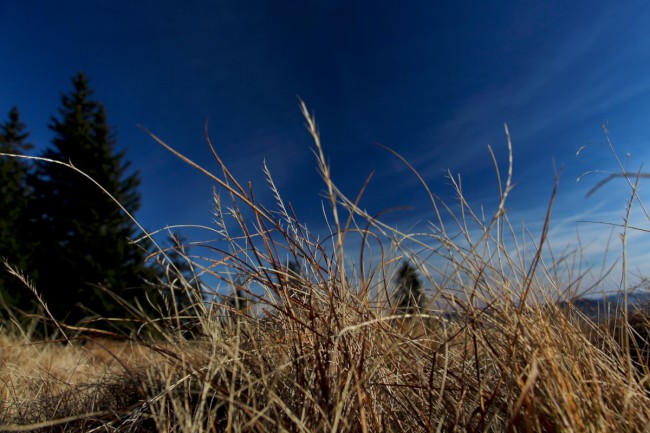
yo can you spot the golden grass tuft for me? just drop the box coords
[1,108,650,432]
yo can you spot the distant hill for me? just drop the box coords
[558,291,650,321]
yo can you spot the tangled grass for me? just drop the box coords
[1,105,650,432]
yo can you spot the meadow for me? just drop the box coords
[1,105,650,432]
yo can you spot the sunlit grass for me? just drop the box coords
[1,107,650,432]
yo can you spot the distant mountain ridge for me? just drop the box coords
[559,290,650,321]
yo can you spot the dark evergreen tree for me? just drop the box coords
[27,72,158,327]
[393,261,425,314]
[286,260,303,301]
[0,107,34,312]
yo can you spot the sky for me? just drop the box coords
[2,1,650,297]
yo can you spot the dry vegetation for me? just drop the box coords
[2,106,650,432]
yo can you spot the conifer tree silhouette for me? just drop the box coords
[0,107,34,313]
[27,73,158,327]
[393,261,425,314]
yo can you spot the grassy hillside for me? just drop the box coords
[1,107,649,432]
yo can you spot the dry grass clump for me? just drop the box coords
[2,107,650,432]
[0,332,158,431]
[602,307,650,376]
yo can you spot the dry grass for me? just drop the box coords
[1,108,650,432]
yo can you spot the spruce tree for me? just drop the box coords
[394,261,425,314]
[286,260,303,301]
[0,107,34,312]
[27,72,157,327]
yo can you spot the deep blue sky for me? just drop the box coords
[3,1,650,293]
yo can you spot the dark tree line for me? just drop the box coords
[0,107,34,311]
[0,70,426,333]
[0,72,171,330]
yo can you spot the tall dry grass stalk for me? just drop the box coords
[1,109,650,432]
